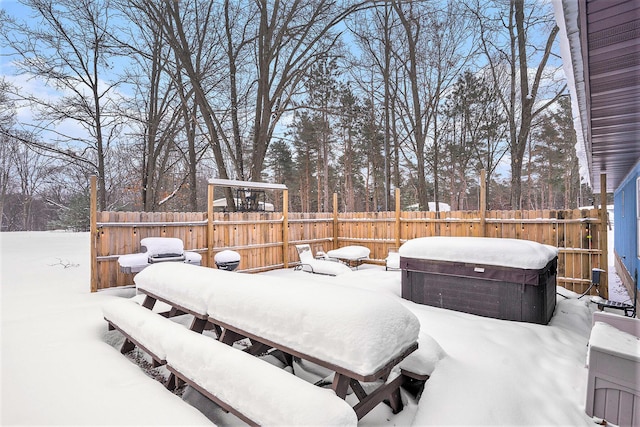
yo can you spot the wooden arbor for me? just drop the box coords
[207,179,289,269]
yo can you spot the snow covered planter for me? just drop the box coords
[399,237,558,324]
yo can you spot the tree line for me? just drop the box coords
[0,0,592,231]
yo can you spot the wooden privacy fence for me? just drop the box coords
[90,177,608,298]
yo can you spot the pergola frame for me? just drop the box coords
[207,179,289,268]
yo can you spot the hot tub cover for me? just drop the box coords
[399,237,557,270]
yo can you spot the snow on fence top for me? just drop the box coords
[399,237,559,270]
[208,178,287,190]
[134,262,420,377]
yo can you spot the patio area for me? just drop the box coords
[3,230,626,425]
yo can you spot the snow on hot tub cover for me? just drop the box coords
[134,262,420,377]
[399,237,558,270]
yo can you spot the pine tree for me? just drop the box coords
[265,139,295,211]
[531,95,580,209]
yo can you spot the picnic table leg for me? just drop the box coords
[246,342,271,357]
[166,373,183,391]
[351,374,405,419]
[219,329,247,346]
[350,379,367,401]
[387,383,403,414]
[141,295,156,310]
[189,317,208,334]
[332,373,350,399]
[120,338,135,354]
[167,307,186,317]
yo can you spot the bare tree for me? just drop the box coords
[470,0,565,209]
[1,0,122,211]
[348,2,401,210]
[0,79,16,229]
[115,0,202,211]
[11,135,59,230]
[392,0,474,211]
[443,71,508,208]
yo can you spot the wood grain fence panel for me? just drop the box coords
[92,208,606,293]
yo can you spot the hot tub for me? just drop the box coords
[400,237,558,324]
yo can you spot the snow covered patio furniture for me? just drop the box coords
[214,249,241,271]
[294,244,352,276]
[117,237,201,274]
[585,312,640,427]
[102,298,357,426]
[386,248,400,271]
[131,262,422,420]
[400,237,558,324]
[326,245,371,268]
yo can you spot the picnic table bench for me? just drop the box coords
[103,298,357,426]
[123,262,423,420]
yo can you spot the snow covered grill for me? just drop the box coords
[400,237,558,324]
[117,237,202,274]
[214,249,241,271]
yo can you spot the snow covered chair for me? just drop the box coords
[295,244,351,276]
[118,237,201,274]
[385,247,400,271]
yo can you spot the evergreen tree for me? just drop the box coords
[265,139,295,211]
[290,111,320,212]
[336,84,364,212]
[443,71,507,209]
[530,95,580,209]
[304,56,339,212]
[359,98,386,212]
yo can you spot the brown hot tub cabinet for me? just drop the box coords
[400,237,558,324]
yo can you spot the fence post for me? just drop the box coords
[208,183,214,268]
[480,169,487,237]
[283,189,289,268]
[395,188,401,249]
[333,192,339,250]
[90,175,98,292]
[599,173,609,298]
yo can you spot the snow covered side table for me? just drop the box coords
[585,312,640,427]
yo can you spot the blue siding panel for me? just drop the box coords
[613,161,640,291]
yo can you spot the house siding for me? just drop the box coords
[613,160,640,292]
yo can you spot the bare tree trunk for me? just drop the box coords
[224,0,246,181]
[383,2,392,211]
[393,1,429,211]
[512,0,561,209]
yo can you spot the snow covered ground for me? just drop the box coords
[0,230,631,426]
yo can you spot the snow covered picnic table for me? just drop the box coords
[326,245,371,268]
[118,262,424,421]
